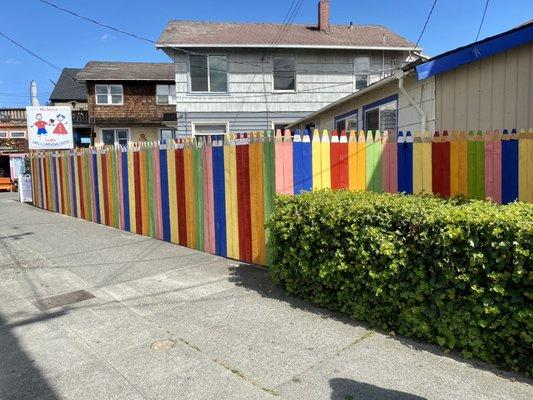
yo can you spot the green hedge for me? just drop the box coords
[267,191,533,375]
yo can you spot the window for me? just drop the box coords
[189,55,228,93]
[273,123,291,133]
[304,123,316,133]
[95,84,123,105]
[160,128,175,142]
[10,131,26,139]
[192,123,229,136]
[363,96,398,133]
[156,85,176,104]
[101,128,130,146]
[335,110,358,132]
[354,56,370,91]
[273,56,296,91]
[0,131,7,139]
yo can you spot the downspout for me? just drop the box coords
[396,71,426,133]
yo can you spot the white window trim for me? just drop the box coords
[156,84,177,105]
[99,128,131,146]
[9,131,26,139]
[159,127,176,141]
[271,121,293,131]
[272,54,297,93]
[95,84,124,106]
[0,131,8,139]
[188,54,229,94]
[191,121,229,136]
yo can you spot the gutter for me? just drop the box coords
[396,70,426,133]
[156,43,421,52]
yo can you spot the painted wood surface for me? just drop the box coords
[30,128,532,268]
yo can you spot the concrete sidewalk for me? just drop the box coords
[0,192,531,400]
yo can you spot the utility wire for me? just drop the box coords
[0,31,62,71]
[38,0,397,77]
[475,0,490,42]
[411,0,438,55]
[269,0,298,48]
[271,0,305,47]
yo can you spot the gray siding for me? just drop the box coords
[176,111,311,135]
[169,48,409,134]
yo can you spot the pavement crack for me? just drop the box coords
[274,331,375,391]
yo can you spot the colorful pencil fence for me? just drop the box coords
[30,128,533,266]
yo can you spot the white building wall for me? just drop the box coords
[168,48,408,134]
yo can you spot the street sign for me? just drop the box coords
[26,106,74,150]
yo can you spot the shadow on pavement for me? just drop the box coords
[329,378,427,400]
[228,263,533,385]
[0,313,62,400]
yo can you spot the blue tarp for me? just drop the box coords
[416,22,533,80]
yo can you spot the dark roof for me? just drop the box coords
[157,21,416,50]
[75,62,175,82]
[416,20,533,80]
[50,68,87,102]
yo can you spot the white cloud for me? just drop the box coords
[5,58,21,65]
[101,34,110,41]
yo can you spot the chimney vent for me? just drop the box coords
[318,0,330,32]
[349,21,354,29]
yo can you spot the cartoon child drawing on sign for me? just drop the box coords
[32,113,48,135]
[52,113,68,135]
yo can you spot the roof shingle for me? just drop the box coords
[50,68,87,102]
[157,21,416,50]
[75,62,175,82]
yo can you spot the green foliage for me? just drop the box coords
[267,190,533,375]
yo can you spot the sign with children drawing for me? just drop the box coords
[26,106,74,150]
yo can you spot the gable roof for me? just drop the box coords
[75,62,175,82]
[157,21,416,51]
[416,20,533,80]
[50,68,87,102]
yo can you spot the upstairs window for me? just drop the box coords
[0,131,7,139]
[354,56,370,91]
[189,55,228,93]
[156,84,176,104]
[95,84,123,105]
[273,56,296,91]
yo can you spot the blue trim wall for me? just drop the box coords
[416,22,533,80]
[362,94,399,132]
[334,109,358,123]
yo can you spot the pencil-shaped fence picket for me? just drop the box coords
[30,128,533,266]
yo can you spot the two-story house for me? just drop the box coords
[49,67,91,147]
[75,62,177,146]
[156,0,419,136]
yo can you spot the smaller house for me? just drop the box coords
[0,108,28,180]
[49,68,91,147]
[75,62,177,146]
[289,21,533,134]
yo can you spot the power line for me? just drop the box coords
[272,0,305,47]
[269,0,299,48]
[38,0,399,77]
[475,0,490,42]
[0,31,62,71]
[411,0,438,54]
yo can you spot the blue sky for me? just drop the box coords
[0,0,531,107]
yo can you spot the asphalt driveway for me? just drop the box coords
[0,192,531,399]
